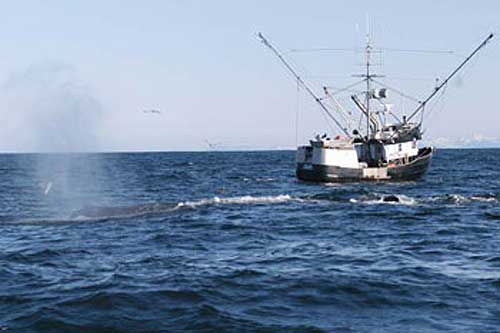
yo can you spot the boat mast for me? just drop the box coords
[353,23,383,141]
[365,30,372,140]
[407,33,494,122]
[258,33,351,138]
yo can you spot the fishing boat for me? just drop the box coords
[259,32,493,182]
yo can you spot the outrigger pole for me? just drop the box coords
[258,33,351,138]
[407,33,494,122]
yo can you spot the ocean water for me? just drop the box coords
[0,149,499,332]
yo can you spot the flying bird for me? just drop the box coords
[143,109,162,114]
[205,140,222,150]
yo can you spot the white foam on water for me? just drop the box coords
[470,196,498,203]
[48,195,298,222]
[256,177,275,182]
[391,195,417,206]
[441,194,498,205]
[176,194,294,209]
[417,193,498,206]
[323,183,343,187]
[354,194,417,206]
[448,194,469,204]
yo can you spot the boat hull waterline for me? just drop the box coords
[296,147,433,182]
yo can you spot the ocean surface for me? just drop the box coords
[1,149,499,332]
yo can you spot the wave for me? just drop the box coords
[10,292,326,333]
[484,211,500,220]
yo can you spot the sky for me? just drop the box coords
[0,0,498,152]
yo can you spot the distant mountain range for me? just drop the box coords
[424,134,500,148]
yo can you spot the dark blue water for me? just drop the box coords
[1,149,499,332]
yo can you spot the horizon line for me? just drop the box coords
[1,146,500,154]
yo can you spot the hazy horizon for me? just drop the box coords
[1,1,498,152]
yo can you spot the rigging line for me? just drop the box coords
[371,79,420,103]
[324,113,337,134]
[303,75,357,79]
[357,113,364,133]
[258,32,351,137]
[407,33,494,122]
[323,79,366,96]
[423,87,444,123]
[316,104,336,134]
[289,47,363,53]
[389,111,402,124]
[448,50,499,61]
[455,50,481,81]
[450,31,500,59]
[420,103,425,125]
[295,78,300,147]
[313,78,357,132]
[378,47,454,54]
[322,86,365,93]
[289,47,454,54]
[323,88,365,96]
[322,96,355,132]
[315,78,355,130]
[424,83,448,124]
[433,85,448,119]
[382,76,439,81]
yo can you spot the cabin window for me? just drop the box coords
[398,144,402,152]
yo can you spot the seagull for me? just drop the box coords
[143,109,161,114]
[205,140,221,150]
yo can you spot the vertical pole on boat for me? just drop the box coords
[365,16,371,141]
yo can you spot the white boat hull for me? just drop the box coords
[296,146,433,182]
